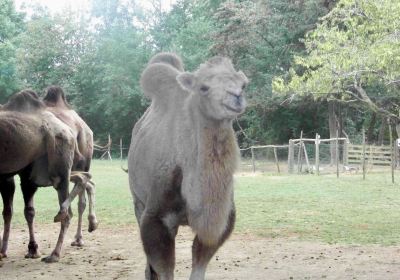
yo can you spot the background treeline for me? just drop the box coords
[1,0,399,147]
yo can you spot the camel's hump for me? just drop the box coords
[43,86,71,109]
[149,52,184,72]
[140,62,187,104]
[3,90,45,113]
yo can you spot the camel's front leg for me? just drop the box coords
[85,180,98,232]
[0,177,15,259]
[189,208,235,280]
[42,176,71,263]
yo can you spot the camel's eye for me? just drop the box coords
[200,85,210,92]
[241,83,247,90]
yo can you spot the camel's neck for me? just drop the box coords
[185,107,239,245]
[199,123,239,172]
[45,100,69,109]
[195,110,239,194]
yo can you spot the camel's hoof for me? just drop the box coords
[41,254,59,263]
[88,215,98,232]
[26,241,40,258]
[71,239,84,247]
[0,252,7,259]
[88,221,98,233]
[54,211,68,223]
[25,251,41,259]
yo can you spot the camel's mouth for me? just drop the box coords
[224,104,244,114]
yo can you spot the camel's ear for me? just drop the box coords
[177,72,196,92]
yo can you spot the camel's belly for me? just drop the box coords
[0,117,46,174]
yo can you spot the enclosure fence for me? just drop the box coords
[95,134,400,181]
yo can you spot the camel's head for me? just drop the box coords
[177,56,248,121]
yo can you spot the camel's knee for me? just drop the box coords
[141,214,175,272]
[24,206,35,223]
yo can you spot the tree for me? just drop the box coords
[212,0,336,145]
[274,0,400,139]
[16,10,91,92]
[70,0,152,143]
[150,0,216,70]
[0,0,24,102]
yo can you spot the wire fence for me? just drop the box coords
[95,135,400,181]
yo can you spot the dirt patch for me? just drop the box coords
[1,222,400,280]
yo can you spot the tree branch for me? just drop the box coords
[352,77,400,121]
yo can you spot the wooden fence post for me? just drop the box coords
[389,123,395,184]
[336,130,339,178]
[343,138,349,166]
[288,139,295,173]
[251,147,256,173]
[315,134,320,175]
[362,128,366,180]
[120,138,123,161]
[273,147,280,173]
[302,143,310,172]
[297,131,304,173]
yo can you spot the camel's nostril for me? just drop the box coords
[235,95,243,106]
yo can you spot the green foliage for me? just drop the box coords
[0,0,24,101]
[274,0,400,123]
[150,0,216,70]
[17,11,91,91]
[212,0,335,144]
[2,0,339,145]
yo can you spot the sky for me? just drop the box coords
[14,0,177,14]
[14,0,90,13]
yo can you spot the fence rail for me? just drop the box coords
[96,134,399,183]
[347,144,392,166]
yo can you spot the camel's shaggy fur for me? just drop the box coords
[43,86,97,246]
[0,89,76,262]
[128,53,248,279]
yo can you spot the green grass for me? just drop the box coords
[5,160,400,245]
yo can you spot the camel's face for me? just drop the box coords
[177,57,248,121]
[197,70,248,120]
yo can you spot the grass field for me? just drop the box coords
[6,160,400,246]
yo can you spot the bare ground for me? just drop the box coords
[1,222,400,280]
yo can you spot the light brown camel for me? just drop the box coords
[43,85,97,247]
[0,89,76,262]
[128,53,248,280]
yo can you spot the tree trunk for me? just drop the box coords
[377,116,386,145]
[366,112,377,144]
[328,101,338,165]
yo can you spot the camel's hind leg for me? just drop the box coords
[189,208,236,280]
[85,180,98,232]
[0,177,16,258]
[20,174,41,259]
[71,191,86,247]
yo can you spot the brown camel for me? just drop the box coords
[43,85,97,247]
[0,90,75,262]
[128,53,248,279]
